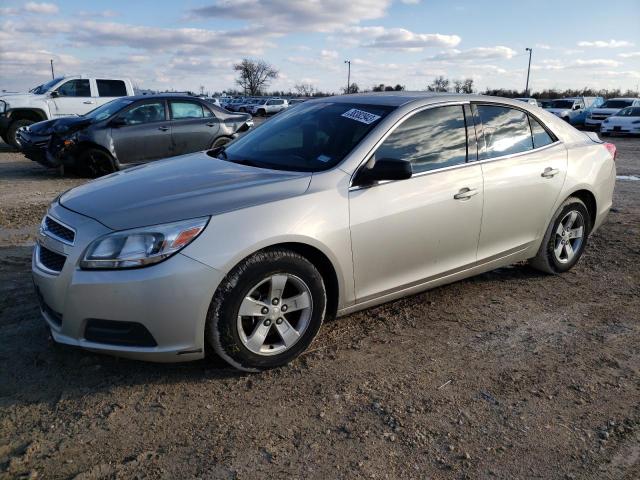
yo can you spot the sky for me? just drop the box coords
[1,0,639,95]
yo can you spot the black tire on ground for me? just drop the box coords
[257,109,266,117]
[211,136,231,149]
[7,119,35,149]
[529,197,591,274]
[78,148,116,178]
[206,248,327,372]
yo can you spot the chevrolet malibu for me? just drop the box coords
[33,93,616,371]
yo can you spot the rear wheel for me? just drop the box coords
[206,248,327,372]
[7,119,34,149]
[211,136,231,149]
[530,197,591,274]
[79,148,116,178]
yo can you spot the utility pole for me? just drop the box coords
[344,60,351,94]
[525,48,532,96]
[50,59,55,79]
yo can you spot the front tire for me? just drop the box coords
[211,136,231,149]
[206,248,327,372]
[7,119,34,149]
[530,197,591,274]
[79,148,116,178]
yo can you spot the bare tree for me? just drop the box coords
[427,76,450,92]
[462,78,474,94]
[342,82,359,94]
[233,58,279,95]
[294,83,316,97]
[453,80,463,93]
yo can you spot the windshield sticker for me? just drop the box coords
[341,108,381,125]
[317,155,332,163]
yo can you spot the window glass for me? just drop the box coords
[203,106,214,118]
[121,102,165,125]
[374,105,467,174]
[529,116,554,149]
[170,101,204,119]
[96,79,127,97]
[476,105,533,159]
[57,79,91,97]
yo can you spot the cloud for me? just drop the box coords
[24,2,59,14]
[535,43,551,50]
[427,45,516,61]
[618,51,640,58]
[342,26,461,50]
[573,58,621,67]
[577,39,634,48]
[190,0,391,32]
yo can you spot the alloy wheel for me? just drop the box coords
[553,210,585,264]
[237,273,313,355]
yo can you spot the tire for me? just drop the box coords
[78,148,116,178]
[206,248,327,372]
[211,136,231,149]
[257,109,266,117]
[7,119,34,149]
[561,116,571,123]
[530,197,591,274]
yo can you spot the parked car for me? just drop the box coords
[288,99,308,106]
[0,75,134,148]
[537,99,554,109]
[231,98,262,113]
[246,98,289,116]
[585,97,640,129]
[222,98,246,111]
[514,97,538,106]
[33,93,615,371]
[545,96,604,125]
[600,106,640,136]
[20,94,252,176]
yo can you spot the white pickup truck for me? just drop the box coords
[0,75,135,147]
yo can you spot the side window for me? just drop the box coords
[96,80,127,97]
[170,101,204,119]
[203,106,215,118]
[57,79,91,97]
[374,105,468,174]
[529,116,554,149]
[120,102,166,125]
[476,105,533,159]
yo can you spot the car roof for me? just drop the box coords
[127,94,206,101]
[314,92,540,108]
[606,97,639,101]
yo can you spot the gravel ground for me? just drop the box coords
[0,136,639,479]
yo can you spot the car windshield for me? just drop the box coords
[550,100,575,109]
[615,107,640,117]
[213,102,394,172]
[30,77,64,94]
[83,98,134,122]
[601,100,633,108]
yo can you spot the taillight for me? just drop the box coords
[604,142,616,161]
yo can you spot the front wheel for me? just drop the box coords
[530,197,591,274]
[7,119,34,149]
[211,136,231,149]
[206,248,327,372]
[79,148,116,178]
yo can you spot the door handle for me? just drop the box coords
[453,187,479,200]
[206,122,216,127]
[541,167,560,178]
[83,100,95,104]
[158,126,169,132]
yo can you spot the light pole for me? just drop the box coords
[344,60,351,94]
[525,48,532,96]
[50,59,55,79]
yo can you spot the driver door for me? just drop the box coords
[349,104,483,302]
[50,79,94,117]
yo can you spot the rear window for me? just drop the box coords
[96,80,128,97]
[476,105,533,159]
[170,101,204,119]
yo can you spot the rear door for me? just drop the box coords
[349,104,484,302]
[169,100,220,155]
[473,103,567,261]
[50,79,93,116]
[111,100,172,164]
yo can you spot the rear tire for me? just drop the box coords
[530,197,591,274]
[79,148,116,178]
[206,248,327,372]
[7,119,34,149]
[211,136,231,149]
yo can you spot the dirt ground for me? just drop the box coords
[0,136,638,480]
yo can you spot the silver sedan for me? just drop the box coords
[32,93,616,371]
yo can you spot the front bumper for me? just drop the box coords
[600,125,640,135]
[31,202,225,362]
[16,129,52,164]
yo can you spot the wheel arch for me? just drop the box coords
[566,189,597,229]
[75,142,119,171]
[8,108,47,122]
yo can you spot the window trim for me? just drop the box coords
[349,100,563,191]
[168,100,206,121]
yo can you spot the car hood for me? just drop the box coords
[592,108,625,115]
[546,108,571,115]
[60,152,312,230]
[26,116,83,135]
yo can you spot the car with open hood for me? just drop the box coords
[585,97,640,129]
[32,92,616,371]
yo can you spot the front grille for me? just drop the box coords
[39,245,66,273]
[44,216,75,244]
[85,319,158,347]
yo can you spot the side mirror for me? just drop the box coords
[573,104,581,110]
[50,90,59,98]
[354,158,412,186]
[109,117,127,127]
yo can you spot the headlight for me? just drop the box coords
[80,217,209,269]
